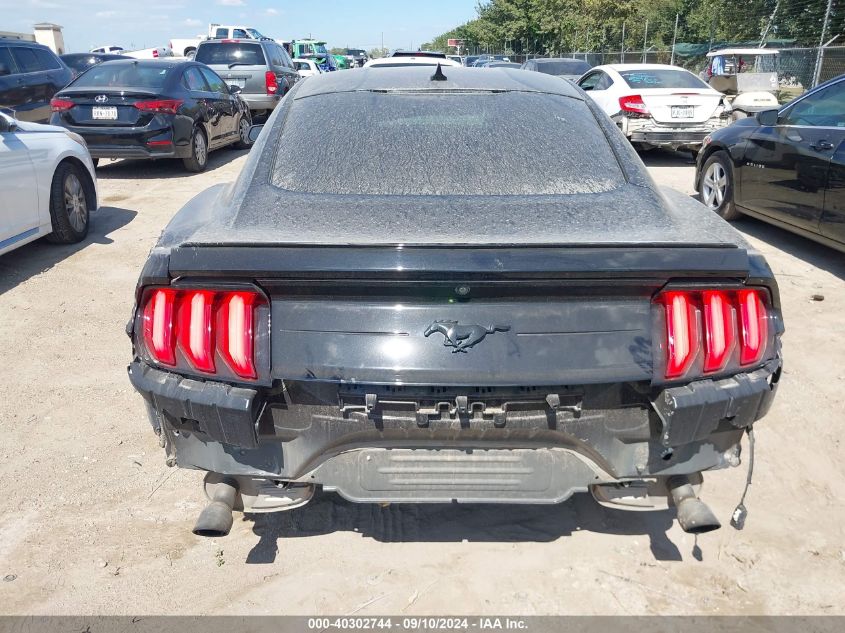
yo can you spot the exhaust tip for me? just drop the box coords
[668,476,722,535]
[193,477,238,537]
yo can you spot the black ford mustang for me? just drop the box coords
[50,59,252,172]
[695,73,845,253]
[127,67,783,537]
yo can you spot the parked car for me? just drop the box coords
[292,58,321,78]
[484,62,522,69]
[345,48,368,67]
[695,73,845,253]
[49,59,252,172]
[60,53,129,79]
[0,38,73,123]
[127,67,782,538]
[389,50,447,59]
[364,56,461,69]
[0,111,97,255]
[521,57,592,81]
[577,63,732,152]
[464,55,481,67]
[90,45,125,55]
[282,40,337,72]
[195,38,299,120]
[446,55,464,65]
[472,55,510,67]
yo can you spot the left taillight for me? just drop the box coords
[654,287,773,382]
[138,287,266,380]
[619,94,650,116]
[50,98,74,112]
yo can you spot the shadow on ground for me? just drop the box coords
[733,216,845,281]
[639,148,698,168]
[0,206,137,296]
[95,148,248,181]
[243,492,685,564]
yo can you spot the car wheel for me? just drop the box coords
[233,115,253,150]
[183,127,208,173]
[699,151,740,221]
[46,162,90,244]
[185,48,196,60]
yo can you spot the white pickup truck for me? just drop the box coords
[90,45,173,59]
[170,24,275,59]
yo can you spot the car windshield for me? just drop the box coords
[536,60,591,76]
[195,43,266,65]
[246,29,265,39]
[313,44,328,55]
[272,91,623,196]
[618,68,709,89]
[68,63,170,89]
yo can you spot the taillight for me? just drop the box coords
[138,287,265,380]
[702,290,735,373]
[177,290,215,372]
[265,70,278,95]
[656,288,772,381]
[619,94,649,116]
[217,292,258,379]
[152,49,159,58]
[143,289,177,366]
[738,289,768,366]
[661,291,699,379]
[134,99,183,114]
[50,98,74,112]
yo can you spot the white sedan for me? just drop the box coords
[576,64,732,151]
[0,112,98,256]
[292,58,322,78]
[364,56,462,69]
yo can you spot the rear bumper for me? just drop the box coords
[129,357,781,504]
[240,93,282,112]
[57,121,190,160]
[620,116,730,147]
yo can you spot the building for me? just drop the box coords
[33,23,65,55]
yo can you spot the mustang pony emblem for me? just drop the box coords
[424,320,510,353]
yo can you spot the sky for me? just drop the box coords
[5,0,477,53]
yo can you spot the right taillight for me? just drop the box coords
[265,70,278,95]
[138,287,265,381]
[656,288,772,381]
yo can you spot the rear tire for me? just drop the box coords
[233,114,254,150]
[183,127,208,173]
[185,48,196,60]
[46,162,90,244]
[699,151,741,221]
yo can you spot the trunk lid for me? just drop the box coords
[638,89,723,124]
[55,88,161,127]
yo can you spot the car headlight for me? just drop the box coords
[63,130,87,148]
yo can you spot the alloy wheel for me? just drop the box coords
[702,162,727,210]
[194,132,207,166]
[63,173,87,232]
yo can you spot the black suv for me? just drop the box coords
[0,38,72,123]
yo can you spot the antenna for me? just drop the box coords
[431,63,447,81]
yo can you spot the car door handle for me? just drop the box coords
[811,140,834,151]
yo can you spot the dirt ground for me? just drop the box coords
[1,149,843,616]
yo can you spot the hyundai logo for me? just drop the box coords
[94,95,109,104]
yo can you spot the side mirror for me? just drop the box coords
[756,109,779,126]
[247,124,263,143]
[228,84,242,95]
[0,112,17,133]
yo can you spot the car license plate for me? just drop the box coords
[92,106,118,120]
[671,105,694,118]
[227,79,245,88]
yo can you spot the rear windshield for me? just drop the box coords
[619,69,708,89]
[272,91,623,196]
[195,42,266,66]
[392,51,445,58]
[69,63,170,89]
[536,60,591,76]
[347,49,366,56]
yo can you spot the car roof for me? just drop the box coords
[293,66,584,100]
[0,38,51,48]
[94,58,186,70]
[592,63,693,72]
[533,57,589,64]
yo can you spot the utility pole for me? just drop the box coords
[381,31,384,55]
[621,20,625,63]
[813,0,834,87]
[670,13,679,65]
[642,20,648,62]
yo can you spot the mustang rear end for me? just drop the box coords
[127,67,782,537]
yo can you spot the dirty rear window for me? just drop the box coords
[69,63,170,89]
[271,91,623,196]
[618,69,708,89]
[535,60,592,76]
[195,43,266,66]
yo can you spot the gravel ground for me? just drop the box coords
[0,149,843,615]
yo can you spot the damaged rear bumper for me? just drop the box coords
[128,357,781,505]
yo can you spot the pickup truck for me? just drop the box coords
[90,45,172,59]
[128,68,783,539]
[171,25,275,59]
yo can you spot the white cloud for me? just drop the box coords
[215,0,244,5]
[184,18,202,27]
[95,10,117,18]
[265,7,279,15]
